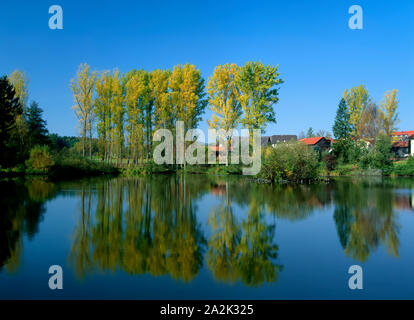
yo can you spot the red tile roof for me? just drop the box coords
[300,137,324,145]
[209,145,233,151]
[392,141,409,148]
[393,130,414,136]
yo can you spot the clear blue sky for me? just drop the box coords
[1,0,413,137]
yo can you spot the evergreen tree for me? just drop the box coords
[333,98,352,139]
[0,76,23,166]
[26,101,49,147]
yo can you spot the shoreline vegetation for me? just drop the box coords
[2,151,414,184]
[1,66,413,184]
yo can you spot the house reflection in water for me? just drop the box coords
[412,191,414,210]
[393,190,414,211]
[210,185,227,196]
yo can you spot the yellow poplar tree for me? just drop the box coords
[170,64,207,131]
[125,70,149,164]
[169,64,207,168]
[343,85,369,138]
[94,71,113,161]
[110,70,125,164]
[379,89,400,137]
[8,70,29,154]
[207,63,242,144]
[150,69,171,130]
[71,63,96,158]
[8,70,28,109]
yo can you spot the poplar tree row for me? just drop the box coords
[70,62,283,165]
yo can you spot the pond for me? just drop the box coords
[1,175,414,299]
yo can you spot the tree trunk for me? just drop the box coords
[89,118,92,159]
[82,120,86,158]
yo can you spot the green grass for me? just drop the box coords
[330,163,359,176]
[388,158,414,176]
[122,162,175,176]
[51,157,119,178]
[206,164,242,175]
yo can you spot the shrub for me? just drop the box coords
[322,152,337,171]
[123,161,174,176]
[332,138,367,164]
[259,142,319,182]
[359,134,392,170]
[205,164,242,175]
[348,140,370,164]
[372,134,392,169]
[331,163,358,176]
[56,157,118,176]
[26,145,55,173]
[390,157,414,176]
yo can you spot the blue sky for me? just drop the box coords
[1,0,413,137]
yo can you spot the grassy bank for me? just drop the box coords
[1,157,119,180]
[327,157,414,177]
[121,163,243,176]
[4,145,414,183]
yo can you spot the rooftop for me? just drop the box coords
[299,137,324,145]
[393,130,414,136]
[392,141,409,148]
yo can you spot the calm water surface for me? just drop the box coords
[1,175,414,299]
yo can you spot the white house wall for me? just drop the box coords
[411,139,414,156]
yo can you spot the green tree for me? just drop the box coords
[306,127,315,138]
[0,76,23,166]
[237,61,283,132]
[333,98,352,139]
[371,133,392,169]
[26,101,48,148]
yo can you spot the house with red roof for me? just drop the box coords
[209,144,233,157]
[411,135,414,157]
[299,136,332,151]
[391,131,414,157]
[392,130,414,141]
[391,140,410,158]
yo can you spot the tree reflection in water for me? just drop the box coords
[69,175,207,282]
[1,175,411,283]
[333,178,401,262]
[67,176,409,282]
[0,178,57,272]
